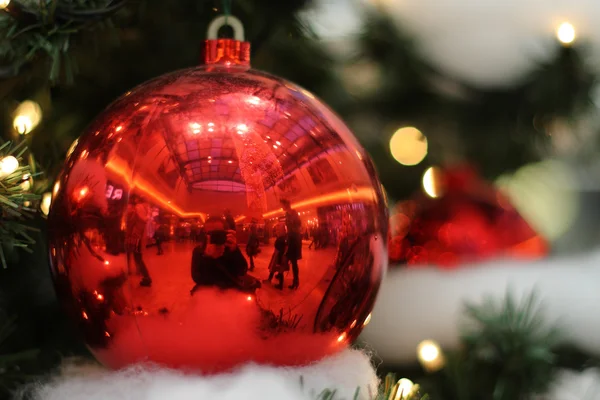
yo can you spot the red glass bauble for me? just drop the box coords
[389,165,548,267]
[47,38,388,373]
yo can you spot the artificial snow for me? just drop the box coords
[16,349,378,400]
[360,250,600,365]
[542,368,600,400]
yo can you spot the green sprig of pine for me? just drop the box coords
[0,0,127,83]
[435,291,561,400]
[0,140,41,268]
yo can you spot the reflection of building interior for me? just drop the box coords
[95,103,378,318]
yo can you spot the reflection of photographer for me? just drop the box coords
[190,216,251,293]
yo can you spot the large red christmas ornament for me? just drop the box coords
[389,165,548,267]
[47,16,387,373]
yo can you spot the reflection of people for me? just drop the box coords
[245,222,260,271]
[153,220,164,256]
[263,221,288,290]
[224,209,236,231]
[126,196,152,287]
[335,226,358,269]
[191,216,248,292]
[281,199,302,290]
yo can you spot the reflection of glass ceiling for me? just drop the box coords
[138,71,349,193]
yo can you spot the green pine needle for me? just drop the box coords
[451,290,561,400]
[0,141,43,268]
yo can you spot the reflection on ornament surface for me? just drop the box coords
[47,39,388,373]
[389,166,548,267]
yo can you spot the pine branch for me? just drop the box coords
[446,291,561,400]
[0,140,42,268]
[0,0,129,82]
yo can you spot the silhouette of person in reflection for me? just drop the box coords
[126,195,152,287]
[246,221,260,272]
[281,199,302,289]
[263,221,288,290]
[335,226,358,269]
[190,216,248,293]
[153,218,164,255]
[224,209,236,231]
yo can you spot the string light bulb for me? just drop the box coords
[557,22,576,45]
[20,179,32,191]
[41,192,52,216]
[0,155,19,176]
[0,0,10,9]
[13,100,42,135]
[394,378,415,400]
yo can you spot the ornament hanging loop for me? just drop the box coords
[207,15,245,42]
[203,15,250,67]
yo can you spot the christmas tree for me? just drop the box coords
[1,1,599,398]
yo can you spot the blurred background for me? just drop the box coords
[2,0,600,398]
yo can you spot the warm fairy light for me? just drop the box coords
[82,311,88,320]
[0,155,19,176]
[417,340,445,372]
[246,296,252,301]
[104,260,110,265]
[363,313,372,326]
[0,0,10,9]
[20,180,31,191]
[13,100,42,135]
[337,333,347,343]
[236,124,248,134]
[40,192,52,216]
[395,379,415,400]
[389,127,428,166]
[422,167,443,198]
[557,22,576,45]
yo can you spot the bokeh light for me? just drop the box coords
[0,0,10,9]
[417,339,445,372]
[557,22,576,45]
[423,166,443,198]
[389,127,428,166]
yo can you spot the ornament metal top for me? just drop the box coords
[48,15,388,373]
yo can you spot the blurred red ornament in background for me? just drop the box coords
[389,165,548,267]
[48,21,387,373]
